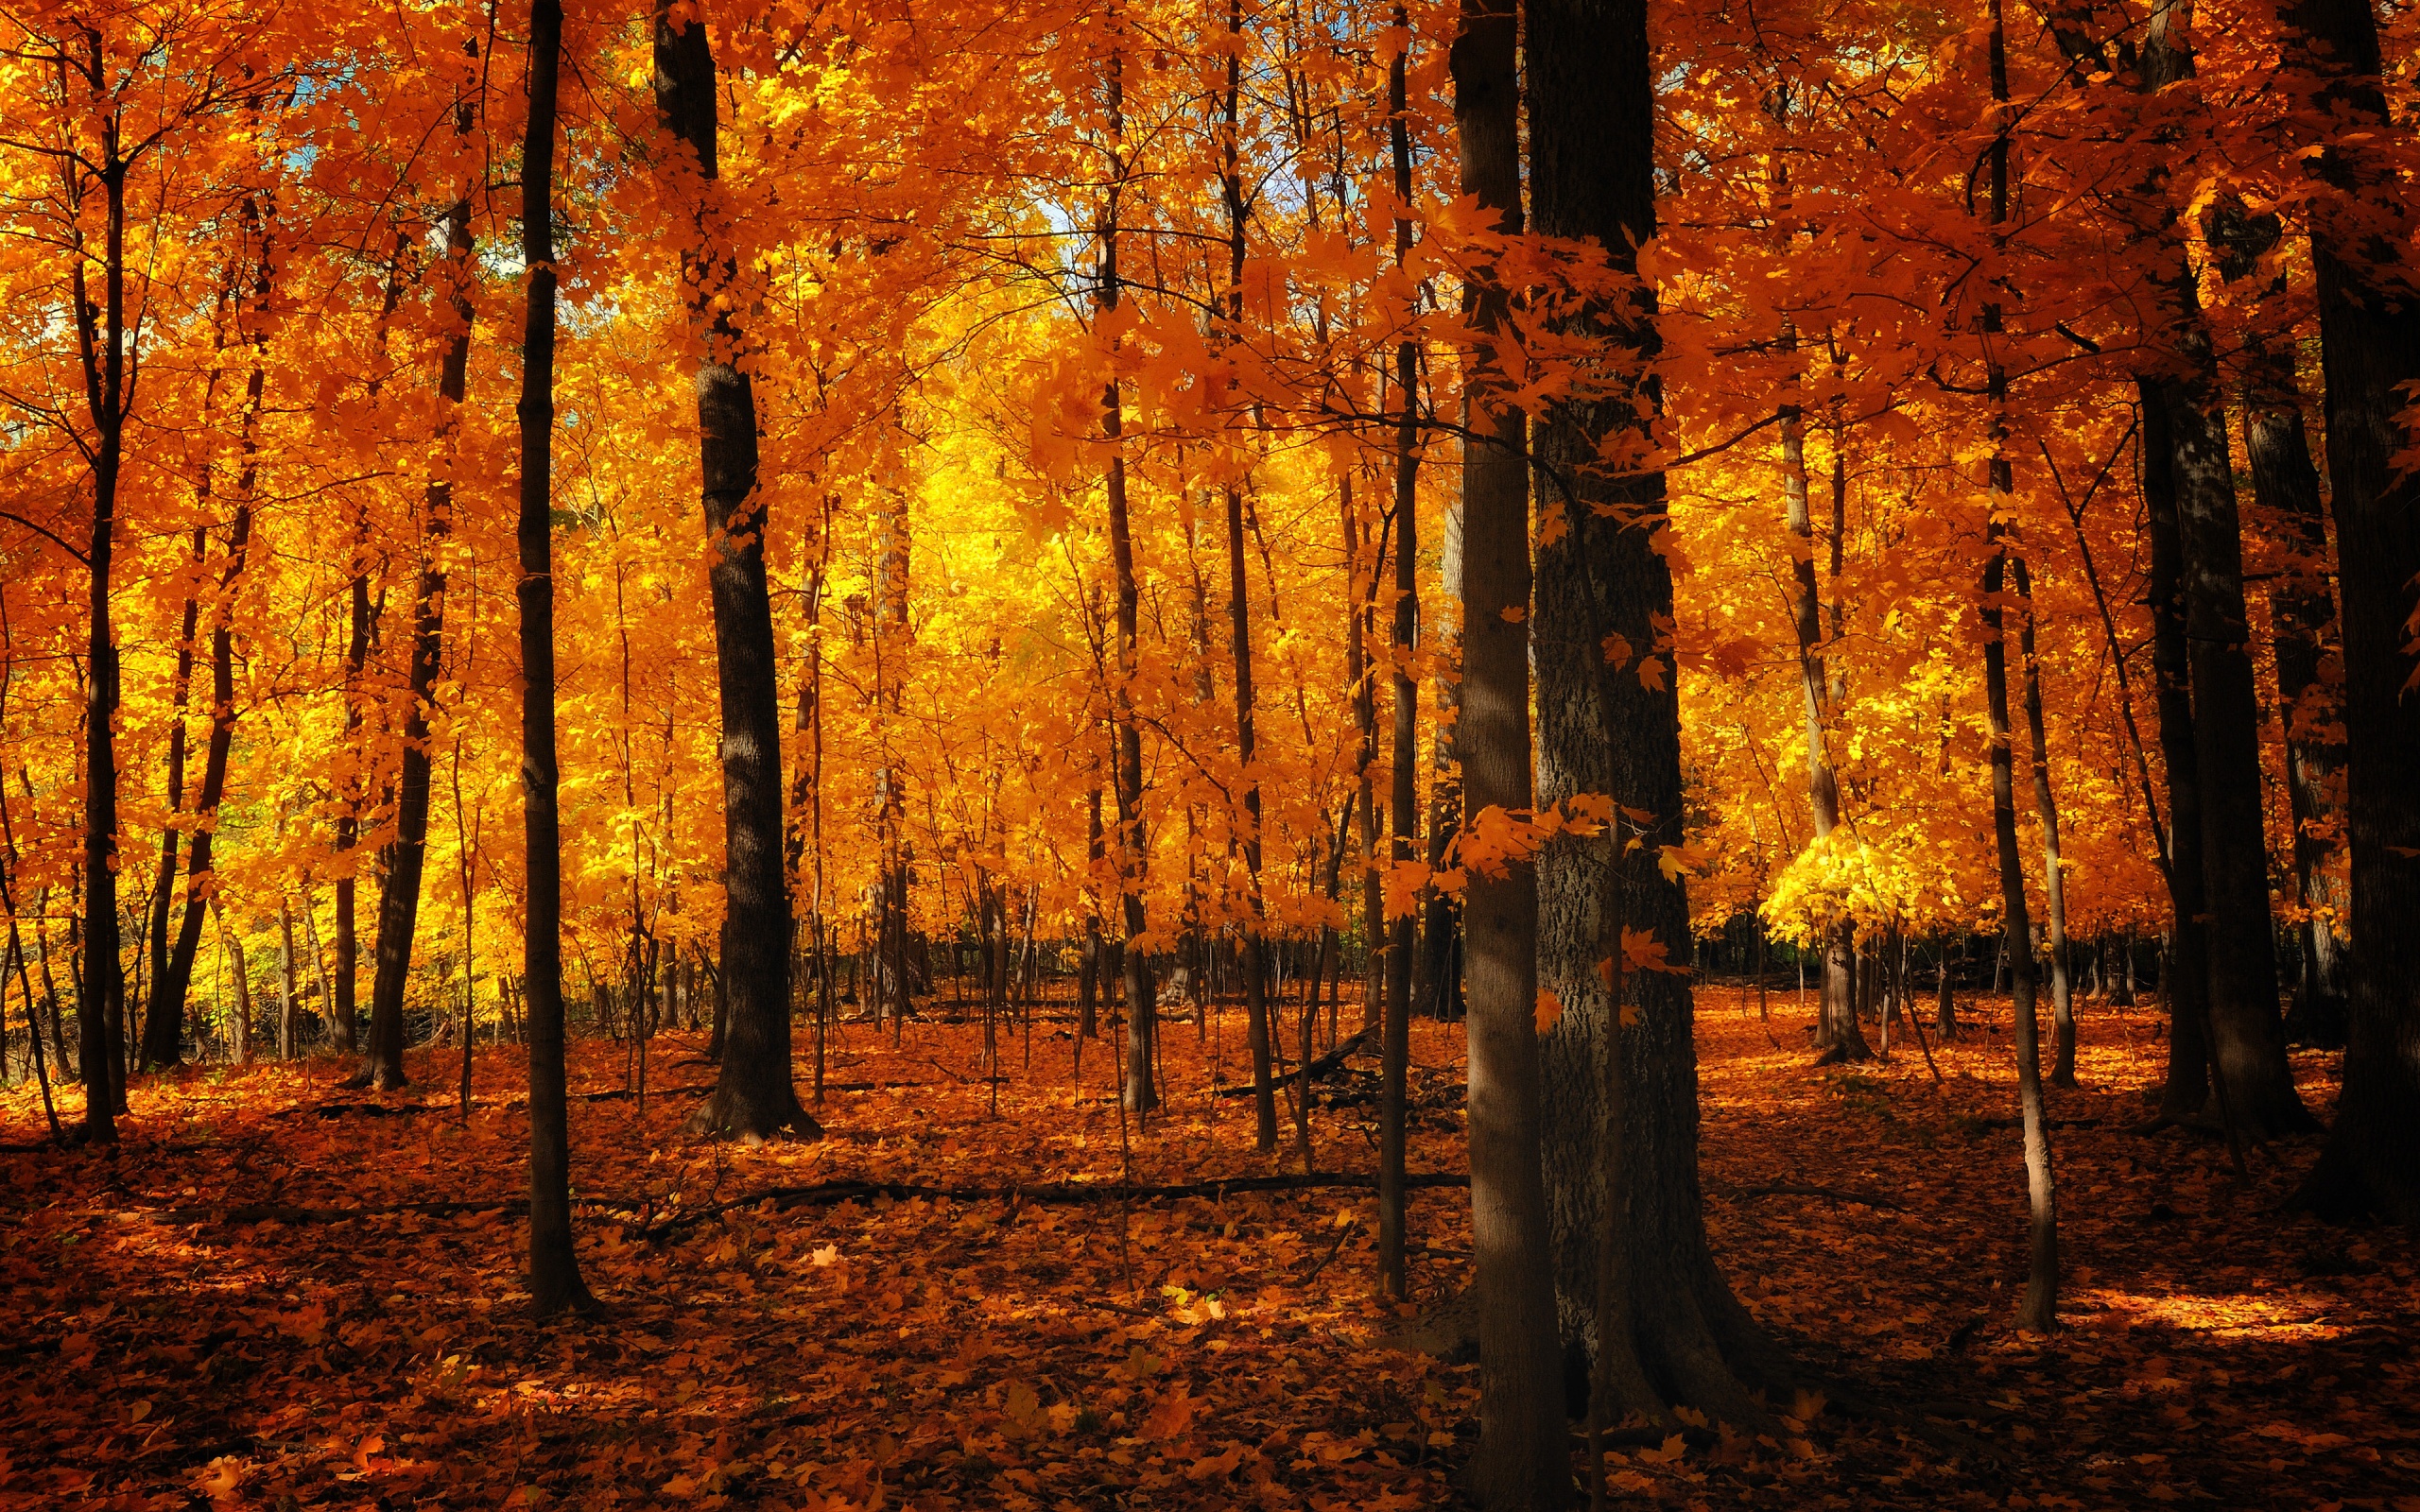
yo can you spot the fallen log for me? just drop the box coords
[637,1167,1470,1241]
[1213,1026,1375,1098]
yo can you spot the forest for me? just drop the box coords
[0,0,2414,1504]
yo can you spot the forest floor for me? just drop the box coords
[2,987,2412,1510]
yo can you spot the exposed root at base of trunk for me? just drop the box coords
[684,1087,824,1144]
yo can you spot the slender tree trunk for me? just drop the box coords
[1777,323,1866,1064]
[1452,2,1564,1502]
[1378,0,1421,1298]
[2235,327,2348,1045]
[1098,30,1155,1115]
[361,184,475,1092]
[656,2,811,1140]
[517,0,590,1315]
[143,528,202,1065]
[2138,385,2218,1122]
[74,140,138,1141]
[2287,0,2420,1225]
[277,903,298,1061]
[1416,498,1464,1022]
[1979,4,2059,1331]
[2014,558,2077,1086]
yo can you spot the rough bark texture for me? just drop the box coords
[2138,0,2309,1137]
[2286,0,2420,1227]
[2138,383,2216,1121]
[657,1,814,1143]
[1451,0,1567,1503]
[1530,0,1792,1433]
[517,0,592,1316]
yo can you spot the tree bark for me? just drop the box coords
[2139,0,2310,1136]
[2013,557,2077,1085]
[517,0,592,1316]
[1529,0,1795,1430]
[2285,0,2420,1225]
[656,1,813,1142]
[1980,1,2059,1331]
[74,127,136,1140]
[2138,383,2217,1122]
[1379,0,1420,1299]
[1098,29,1156,1116]
[1452,0,1566,1502]
[361,182,475,1093]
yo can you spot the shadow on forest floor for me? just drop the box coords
[0,987,2411,1508]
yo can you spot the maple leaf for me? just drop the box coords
[1142,1388,1199,1441]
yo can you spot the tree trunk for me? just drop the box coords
[1453,0,1565,1501]
[361,183,475,1093]
[656,2,812,1141]
[2239,335,2349,1046]
[2138,383,2218,1122]
[1098,34,1156,1116]
[1979,7,2059,1331]
[1416,497,1464,1022]
[2014,557,2077,1086]
[277,903,298,1061]
[2137,0,2309,1136]
[1528,0,1797,1435]
[517,0,591,1316]
[2287,0,2420,1225]
[1778,323,1865,1065]
[143,529,203,1067]
[1378,0,1421,1299]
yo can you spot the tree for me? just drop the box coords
[516,0,590,1317]
[654,0,814,1143]
[2286,0,2420,1228]
[357,82,479,1093]
[1527,0,1807,1433]
[1452,0,1564,1503]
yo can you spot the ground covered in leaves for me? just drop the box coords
[3,988,2412,1509]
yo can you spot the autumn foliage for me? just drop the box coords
[2,0,2417,1503]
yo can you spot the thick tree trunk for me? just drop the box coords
[2286,0,2420,1225]
[656,2,812,1142]
[1529,0,1795,1432]
[2137,0,2309,1136]
[1452,1,1565,1503]
[517,0,591,1316]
